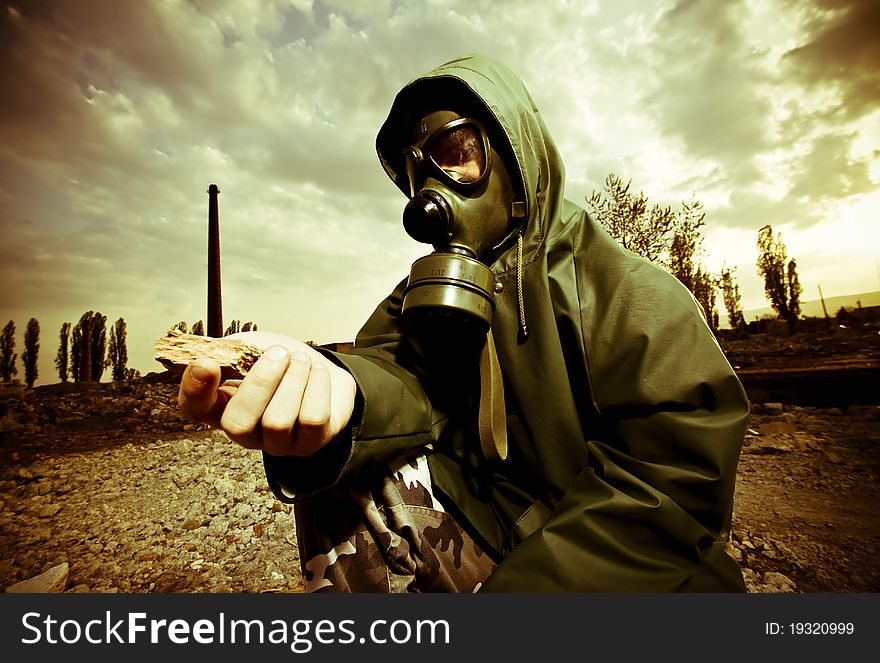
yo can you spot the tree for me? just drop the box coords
[175,321,188,333]
[22,318,40,388]
[720,267,747,336]
[107,326,117,377]
[787,259,802,324]
[191,320,205,336]
[0,320,16,381]
[89,312,107,381]
[73,311,93,382]
[72,310,106,382]
[586,173,678,263]
[665,198,706,292]
[692,267,719,334]
[56,322,71,382]
[107,317,128,381]
[71,317,84,382]
[756,225,802,333]
[224,319,241,336]
[588,175,720,331]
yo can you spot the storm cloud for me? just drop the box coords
[0,0,877,384]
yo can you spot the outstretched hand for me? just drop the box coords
[177,331,357,457]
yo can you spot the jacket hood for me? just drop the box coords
[376,54,566,276]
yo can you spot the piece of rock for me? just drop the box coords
[758,420,797,436]
[5,562,69,593]
[761,572,798,593]
[153,330,264,379]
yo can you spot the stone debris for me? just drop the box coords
[752,402,784,416]
[1,379,878,594]
[741,569,798,593]
[6,562,69,593]
[0,378,303,594]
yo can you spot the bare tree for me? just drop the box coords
[665,198,706,292]
[756,225,802,333]
[224,319,241,336]
[191,320,205,336]
[22,318,40,388]
[107,317,128,381]
[1,320,16,381]
[586,173,678,263]
[56,322,71,382]
[588,175,721,331]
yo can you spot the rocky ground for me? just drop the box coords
[0,326,878,593]
[0,375,303,593]
[732,402,880,592]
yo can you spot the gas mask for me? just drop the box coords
[399,110,525,338]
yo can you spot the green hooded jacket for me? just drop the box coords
[265,54,749,592]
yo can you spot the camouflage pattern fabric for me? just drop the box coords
[294,453,496,592]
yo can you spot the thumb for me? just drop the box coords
[178,358,226,425]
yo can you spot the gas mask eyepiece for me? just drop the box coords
[401,116,492,200]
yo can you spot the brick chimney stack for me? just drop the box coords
[207,184,223,338]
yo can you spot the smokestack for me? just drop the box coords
[207,184,223,338]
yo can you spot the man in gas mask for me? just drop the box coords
[178,54,749,592]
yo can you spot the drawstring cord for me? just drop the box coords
[516,232,529,342]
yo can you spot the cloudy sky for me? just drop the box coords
[1,0,878,385]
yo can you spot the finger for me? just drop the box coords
[290,361,332,457]
[178,359,225,426]
[220,345,290,442]
[261,351,312,456]
[218,382,239,402]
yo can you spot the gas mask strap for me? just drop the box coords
[477,329,508,461]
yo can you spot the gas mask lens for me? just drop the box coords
[403,118,491,197]
[431,123,486,183]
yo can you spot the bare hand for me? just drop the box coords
[177,332,357,456]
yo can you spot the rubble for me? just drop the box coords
[0,376,303,593]
[6,562,69,593]
[1,375,878,593]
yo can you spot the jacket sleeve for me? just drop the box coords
[480,256,749,592]
[263,279,442,502]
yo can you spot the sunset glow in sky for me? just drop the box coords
[1,0,878,385]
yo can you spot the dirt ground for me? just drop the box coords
[0,322,878,593]
[721,322,880,592]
